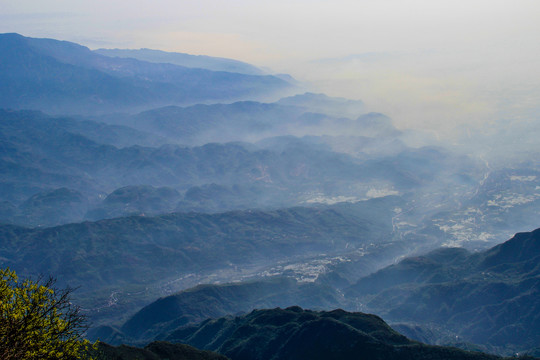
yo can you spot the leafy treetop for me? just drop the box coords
[0,268,97,359]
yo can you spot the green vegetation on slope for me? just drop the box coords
[0,197,400,326]
[163,307,517,360]
[0,268,96,359]
[346,227,540,355]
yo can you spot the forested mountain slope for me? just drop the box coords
[346,228,540,355]
[161,307,511,360]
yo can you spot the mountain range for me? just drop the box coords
[93,307,531,360]
[1,108,481,228]
[0,33,292,114]
[0,196,402,327]
[101,227,540,357]
[160,307,512,360]
[1,32,539,360]
[93,48,265,75]
[345,228,540,355]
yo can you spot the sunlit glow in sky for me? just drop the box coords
[1,0,539,134]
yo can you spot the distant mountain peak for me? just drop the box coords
[277,92,364,118]
[0,33,293,114]
[161,307,505,360]
[481,227,540,267]
[94,47,265,75]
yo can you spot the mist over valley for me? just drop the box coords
[0,29,539,359]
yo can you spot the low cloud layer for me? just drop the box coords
[1,0,539,159]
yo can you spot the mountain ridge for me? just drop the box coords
[94,48,265,75]
[346,227,540,354]
[160,307,510,360]
[0,33,292,114]
[0,197,401,326]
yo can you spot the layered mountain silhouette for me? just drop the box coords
[0,197,400,325]
[97,99,398,146]
[0,109,369,205]
[94,307,533,360]
[94,48,264,75]
[0,108,478,227]
[109,227,540,356]
[103,277,342,343]
[276,92,365,118]
[0,33,292,114]
[159,307,508,360]
[2,31,538,360]
[86,185,182,220]
[346,227,540,355]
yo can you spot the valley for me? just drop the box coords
[0,32,539,359]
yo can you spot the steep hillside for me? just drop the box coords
[94,48,264,75]
[0,197,399,325]
[0,33,291,114]
[162,307,508,360]
[346,228,540,355]
[114,277,341,342]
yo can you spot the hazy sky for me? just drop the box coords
[1,0,539,134]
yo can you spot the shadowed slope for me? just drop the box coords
[163,307,509,360]
[346,228,540,354]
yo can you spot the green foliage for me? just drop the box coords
[164,307,506,360]
[0,268,96,359]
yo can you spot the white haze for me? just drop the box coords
[287,47,540,163]
[1,0,539,160]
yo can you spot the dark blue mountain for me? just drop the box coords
[0,197,400,329]
[94,341,228,360]
[277,92,365,118]
[346,228,540,355]
[112,228,540,356]
[0,109,477,226]
[162,307,507,360]
[94,48,265,75]
[0,33,292,114]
